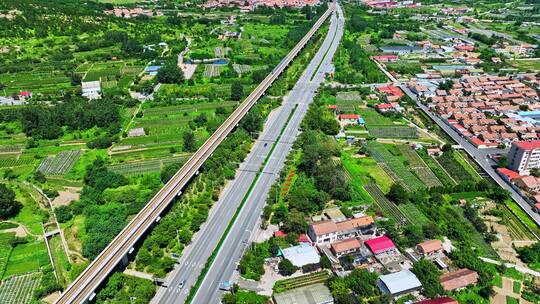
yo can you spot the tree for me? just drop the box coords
[531,168,540,177]
[183,130,196,152]
[55,205,73,223]
[0,183,21,219]
[498,156,508,168]
[278,258,297,276]
[282,210,307,233]
[411,259,443,298]
[320,254,331,269]
[231,81,244,101]
[386,183,408,204]
[157,60,184,84]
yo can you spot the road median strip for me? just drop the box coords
[185,104,298,303]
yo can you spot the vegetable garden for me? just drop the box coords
[365,141,425,192]
[0,272,41,304]
[38,150,81,176]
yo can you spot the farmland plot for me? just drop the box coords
[0,155,35,168]
[369,126,417,139]
[108,156,189,176]
[38,150,81,175]
[365,141,425,192]
[364,183,411,225]
[0,272,41,304]
[398,145,441,188]
[336,91,360,102]
[437,151,475,182]
[233,64,251,75]
[203,64,224,77]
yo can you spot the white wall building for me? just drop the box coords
[507,140,540,175]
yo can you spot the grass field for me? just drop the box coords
[2,241,49,279]
[49,235,70,287]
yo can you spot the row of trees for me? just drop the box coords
[20,98,121,140]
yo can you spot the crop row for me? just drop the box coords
[233,64,250,75]
[38,150,81,176]
[0,156,35,168]
[368,126,417,139]
[0,272,41,304]
[108,156,188,176]
[274,271,330,292]
[436,152,474,182]
[364,183,411,225]
[366,142,424,192]
[398,145,442,188]
[203,64,224,77]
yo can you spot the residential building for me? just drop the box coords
[514,175,540,193]
[377,269,422,297]
[417,239,443,255]
[330,238,361,258]
[308,216,374,244]
[365,235,396,255]
[439,268,478,291]
[273,283,334,304]
[507,140,540,175]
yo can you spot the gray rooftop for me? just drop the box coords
[378,269,422,295]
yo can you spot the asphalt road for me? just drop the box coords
[190,5,344,304]
[398,84,540,231]
[152,4,343,304]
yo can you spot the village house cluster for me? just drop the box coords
[412,75,540,148]
[270,207,479,303]
[202,0,320,11]
[103,7,154,18]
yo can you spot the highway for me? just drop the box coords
[154,3,343,304]
[54,4,335,304]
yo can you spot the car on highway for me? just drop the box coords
[177,280,185,290]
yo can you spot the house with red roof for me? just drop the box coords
[372,55,399,63]
[497,168,521,183]
[19,91,32,99]
[339,114,361,125]
[365,235,396,255]
[415,297,458,304]
[377,85,404,102]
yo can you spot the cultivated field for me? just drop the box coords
[203,64,224,77]
[38,150,81,176]
[364,183,412,225]
[398,145,441,188]
[108,156,189,176]
[365,141,425,192]
[0,272,41,304]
